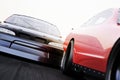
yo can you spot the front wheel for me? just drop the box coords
[106,57,120,80]
[61,40,74,74]
[116,63,120,80]
[105,44,120,80]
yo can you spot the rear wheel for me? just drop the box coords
[61,40,74,74]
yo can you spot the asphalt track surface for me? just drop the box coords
[0,54,102,80]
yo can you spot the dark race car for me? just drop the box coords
[0,14,63,67]
[61,8,120,80]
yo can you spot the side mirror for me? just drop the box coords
[117,9,120,25]
[71,28,74,30]
[117,16,120,25]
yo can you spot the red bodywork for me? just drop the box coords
[63,8,120,73]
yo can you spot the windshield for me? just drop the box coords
[4,14,61,37]
[81,8,113,27]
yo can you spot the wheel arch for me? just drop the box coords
[107,38,120,68]
[71,38,74,42]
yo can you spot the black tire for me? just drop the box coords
[61,40,74,74]
[105,55,120,80]
[115,60,120,80]
[105,39,120,80]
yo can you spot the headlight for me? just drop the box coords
[0,27,15,35]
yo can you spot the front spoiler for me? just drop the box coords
[0,33,63,67]
[0,46,40,61]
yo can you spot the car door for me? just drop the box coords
[73,8,120,72]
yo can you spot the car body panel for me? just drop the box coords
[1,14,63,50]
[0,32,63,65]
[0,14,64,66]
[63,8,120,72]
[2,23,63,44]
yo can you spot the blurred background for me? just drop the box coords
[0,0,120,39]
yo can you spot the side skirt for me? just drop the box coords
[71,63,105,79]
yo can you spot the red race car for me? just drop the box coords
[61,8,120,80]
